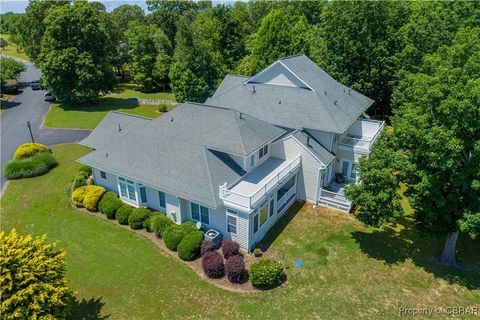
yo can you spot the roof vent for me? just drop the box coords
[278,99,281,104]
[324,90,327,95]
[105,153,108,157]
[118,123,122,132]
[252,85,256,94]
[348,89,352,95]
[307,136,311,146]
[334,100,338,105]
[239,112,244,120]
[171,117,173,122]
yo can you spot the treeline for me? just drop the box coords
[4,0,479,114]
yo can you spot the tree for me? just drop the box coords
[170,9,227,102]
[14,0,69,63]
[0,12,22,34]
[125,23,171,91]
[236,8,311,75]
[39,1,116,102]
[352,27,480,267]
[311,1,409,117]
[0,57,25,83]
[0,37,8,49]
[345,131,403,227]
[0,229,72,319]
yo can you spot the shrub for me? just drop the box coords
[78,165,92,176]
[181,221,198,234]
[222,240,240,259]
[150,214,173,238]
[158,104,168,112]
[4,152,57,179]
[128,207,151,229]
[13,143,50,159]
[83,186,106,211]
[98,192,123,219]
[72,172,88,190]
[202,251,225,279]
[178,231,204,261]
[248,258,283,287]
[201,240,215,256]
[116,204,133,225]
[163,225,188,251]
[225,254,247,283]
[71,186,89,207]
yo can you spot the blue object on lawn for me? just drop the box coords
[293,259,304,267]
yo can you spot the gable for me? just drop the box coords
[245,61,312,90]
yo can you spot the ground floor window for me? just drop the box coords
[191,203,209,225]
[100,170,107,180]
[253,211,259,234]
[118,177,137,202]
[276,175,296,213]
[158,191,166,209]
[269,199,274,217]
[139,185,147,203]
[340,160,357,180]
[227,210,237,234]
[259,203,268,227]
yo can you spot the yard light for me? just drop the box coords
[26,121,34,143]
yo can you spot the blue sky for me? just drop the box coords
[1,0,149,13]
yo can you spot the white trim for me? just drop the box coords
[278,61,316,92]
[226,209,238,235]
[99,170,107,180]
[190,202,210,225]
[290,133,329,168]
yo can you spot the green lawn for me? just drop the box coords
[45,86,176,129]
[0,34,29,61]
[2,144,479,319]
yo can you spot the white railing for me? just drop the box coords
[277,185,296,212]
[340,120,385,151]
[219,155,301,209]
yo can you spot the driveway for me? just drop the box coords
[1,59,91,190]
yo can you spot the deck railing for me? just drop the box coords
[340,120,385,151]
[219,155,301,210]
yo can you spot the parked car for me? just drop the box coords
[44,92,55,102]
[31,81,40,90]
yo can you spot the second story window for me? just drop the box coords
[250,154,256,168]
[258,144,268,159]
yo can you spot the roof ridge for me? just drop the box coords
[279,53,307,61]
[110,110,153,120]
[233,108,249,155]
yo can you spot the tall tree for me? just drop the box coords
[125,22,171,91]
[311,1,409,117]
[0,57,25,84]
[170,9,226,102]
[350,27,480,267]
[39,1,116,103]
[0,229,72,319]
[236,7,311,75]
[14,0,69,63]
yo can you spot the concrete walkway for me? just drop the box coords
[1,58,91,190]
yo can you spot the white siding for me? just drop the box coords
[271,137,322,203]
[92,168,117,191]
[306,129,333,151]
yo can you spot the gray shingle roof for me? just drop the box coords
[79,111,151,149]
[206,54,374,134]
[78,103,284,208]
[292,130,335,166]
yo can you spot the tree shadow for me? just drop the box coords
[69,297,109,320]
[260,201,304,251]
[0,100,21,111]
[58,97,140,113]
[351,215,480,290]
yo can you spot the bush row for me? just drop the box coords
[4,152,57,180]
[71,185,106,211]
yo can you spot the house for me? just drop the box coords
[78,54,384,251]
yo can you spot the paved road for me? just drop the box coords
[1,59,91,190]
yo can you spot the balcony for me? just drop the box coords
[219,155,301,210]
[339,119,385,153]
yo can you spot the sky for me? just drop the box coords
[0,0,149,14]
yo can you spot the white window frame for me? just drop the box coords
[117,177,137,203]
[226,209,237,235]
[139,185,148,203]
[339,160,357,181]
[191,202,209,225]
[258,144,268,159]
[158,191,166,209]
[250,154,256,168]
[99,170,107,180]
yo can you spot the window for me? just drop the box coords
[253,212,259,234]
[277,176,296,201]
[100,170,107,180]
[118,177,137,202]
[191,203,209,224]
[351,163,357,179]
[259,204,268,226]
[250,154,256,168]
[269,199,274,217]
[341,161,349,177]
[139,186,147,203]
[258,144,268,159]
[158,191,166,208]
[227,211,237,234]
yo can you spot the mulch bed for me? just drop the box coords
[73,206,284,293]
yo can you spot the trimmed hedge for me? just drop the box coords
[13,143,50,159]
[248,258,283,287]
[202,251,225,279]
[128,207,151,229]
[83,186,106,211]
[200,240,215,256]
[4,152,57,179]
[178,231,204,261]
[163,225,188,251]
[150,214,173,238]
[78,165,92,176]
[180,221,198,234]
[116,204,133,225]
[73,172,87,190]
[98,192,123,219]
[225,254,247,283]
[71,186,89,207]
[222,240,240,259]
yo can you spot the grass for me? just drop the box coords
[0,34,29,61]
[1,144,479,319]
[45,85,176,129]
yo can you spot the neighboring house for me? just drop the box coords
[78,54,384,251]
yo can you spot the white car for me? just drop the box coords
[44,92,55,102]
